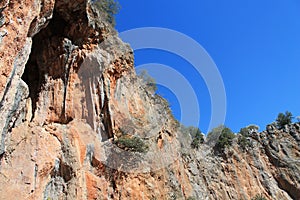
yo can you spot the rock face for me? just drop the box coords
[0,1,299,200]
[181,123,300,200]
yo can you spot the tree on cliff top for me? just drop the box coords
[180,126,204,149]
[206,125,225,146]
[94,0,120,26]
[276,111,293,129]
[214,127,235,151]
[191,131,204,149]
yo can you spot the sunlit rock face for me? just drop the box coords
[0,1,299,199]
[182,123,300,200]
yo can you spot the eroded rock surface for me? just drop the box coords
[181,123,300,200]
[0,1,299,200]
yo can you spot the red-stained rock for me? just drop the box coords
[0,1,299,200]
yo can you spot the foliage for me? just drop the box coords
[239,124,259,137]
[180,126,201,138]
[114,135,148,153]
[237,125,257,151]
[251,194,267,200]
[238,134,251,151]
[215,127,235,151]
[247,124,259,131]
[138,70,157,93]
[191,130,204,149]
[296,116,300,122]
[191,134,204,149]
[276,111,293,129]
[94,0,120,26]
[180,126,204,149]
[206,125,225,146]
[239,127,250,137]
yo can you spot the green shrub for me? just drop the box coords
[239,127,250,137]
[180,125,201,137]
[238,134,251,151]
[251,194,267,200]
[206,125,225,146]
[191,131,204,149]
[180,126,204,149]
[276,111,293,129]
[239,125,259,137]
[94,0,120,26]
[215,127,235,151]
[191,134,204,149]
[114,135,148,153]
[237,125,258,151]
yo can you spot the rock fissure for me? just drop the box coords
[61,39,76,124]
[0,1,299,199]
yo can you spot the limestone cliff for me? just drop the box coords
[180,123,300,200]
[0,1,299,200]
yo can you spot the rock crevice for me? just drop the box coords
[0,1,299,200]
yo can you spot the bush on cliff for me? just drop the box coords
[206,125,226,146]
[114,135,148,153]
[191,129,204,149]
[214,127,235,152]
[276,111,293,129]
[180,126,204,149]
[238,134,251,151]
[239,125,259,137]
[191,136,203,149]
[238,125,257,151]
[94,0,120,26]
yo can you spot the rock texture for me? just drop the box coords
[0,0,299,200]
[181,123,300,200]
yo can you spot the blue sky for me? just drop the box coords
[115,0,300,133]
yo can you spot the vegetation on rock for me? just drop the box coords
[114,135,149,153]
[239,125,259,137]
[276,111,293,129]
[180,125,204,149]
[191,133,204,149]
[138,70,181,130]
[237,125,258,151]
[206,125,226,146]
[94,0,120,26]
[238,134,251,151]
[191,129,204,149]
[1,0,300,199]
[214,127,235,152]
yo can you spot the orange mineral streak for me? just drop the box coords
[0,1,299,199]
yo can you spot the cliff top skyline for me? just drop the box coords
[116,0,300,133]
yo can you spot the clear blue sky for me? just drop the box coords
[115,0,300,133]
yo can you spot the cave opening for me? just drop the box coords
[21,4,110,135]
[22,11,69,121]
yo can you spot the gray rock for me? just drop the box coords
[0,38,31,154]
[0,14,5,27]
